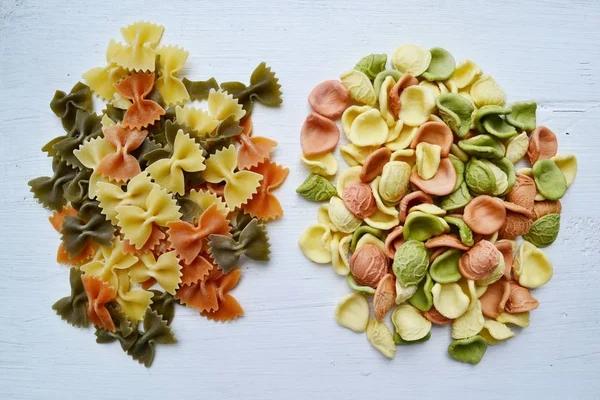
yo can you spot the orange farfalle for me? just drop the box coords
[200,269,244,322]
[237,133,278,170]
[81,274,117,332]
[50,208,96,266]
[240,116,253,137]
[56,242,97,266]
[181,252,215,286]
[115,72,165,129]
[167,204,230,264]
[123,224,166,255]
[96,124,148,182]
[175,267,222,312]
[243,160,289,221]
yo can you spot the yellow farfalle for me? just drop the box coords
[175,105,219,136]
[188,188,230,217]
[74,137,115,199]
[129,251,182,295]
[115,184,182,249]
[115,269,153,321]
[201,145,262,209]
[96,172,155,225]
[81,239,139,290]
[207,89,246,122]
[156,46,190,106]
[82,46,128,100]
[107,21,164,71]
[146,130,205,194]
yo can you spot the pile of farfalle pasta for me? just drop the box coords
[29,22,286,367]
[298,45,577,364]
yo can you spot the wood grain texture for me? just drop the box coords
[1,0,599,399]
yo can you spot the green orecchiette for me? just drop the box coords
[296,173,337,202]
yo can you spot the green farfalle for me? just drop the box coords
[458,134,505,159]
[429,249,463,283]
[51,268,89,328]
[448,335,488,364]
[354,54,388,80]
[61,200,115,257]
[449,154,465,191]
[209,218,270,272]
[507,101,537,131]
[440,182,473,211]
[532,159,568,200]
[443,216,474,246]
[28,158,78,211]
[131,137,162,170]
[296,173,337,202]
[394,331,432,345]
[350,226,384,251]
[176,195,203,223]
[102,104,125,124]
[228,212,253,240]
[50,82,93,131]
[43,110,103,169]
[408,273,434,311]
[95,303,139,352]
[373,70,403,97]
[393,239,429,286]
[149,290,176,326]
[403,211,449,241]
[474,105,517,140]
[220,62,282,114]
[422,47,456,81]
[436,93,475,138]
[523,213,560,247]
[63,168,91,206]
[182,77,219,101]
[126,309,177,368]
[196,117,243,156]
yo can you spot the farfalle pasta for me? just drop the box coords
[30,22,285,367]
[298,44,577,364]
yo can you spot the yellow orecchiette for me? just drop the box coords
[513,241,553,288]
[431,282,470,319]
[335,292,369,332]
[298,223,333,264]
[340,70,376,106]
[300,152,339,177]
[399,86,436,127]
[391,304,432,341]
[366,319,396,359]
[328,196,362,233]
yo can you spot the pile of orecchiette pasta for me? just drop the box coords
[297,45,577,364]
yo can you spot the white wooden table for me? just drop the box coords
[1,1,599,399]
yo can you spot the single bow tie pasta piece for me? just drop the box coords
[29,22,286,367]
[297,45,577,364]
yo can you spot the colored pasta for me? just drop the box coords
[30,22,285,367]
[299,45,577,364]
